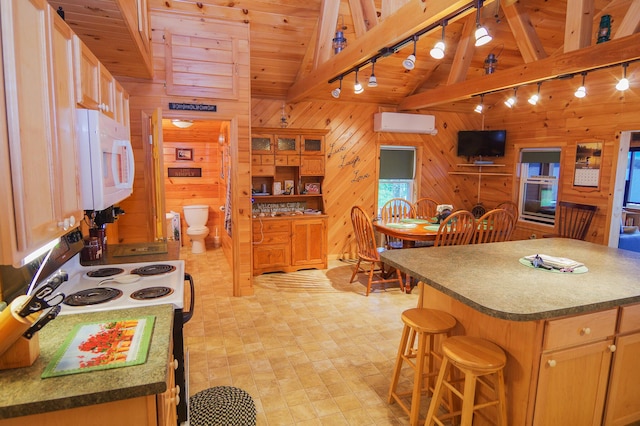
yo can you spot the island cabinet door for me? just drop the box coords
[603,303,640,426]
[533,339,614,426]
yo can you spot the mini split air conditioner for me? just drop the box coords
[373,112,437,135]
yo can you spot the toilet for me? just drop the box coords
[183,205,210,254]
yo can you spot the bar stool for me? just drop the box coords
[388,308,457,426]
[425,336,508,426]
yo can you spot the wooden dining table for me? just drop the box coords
[373,218,440,248]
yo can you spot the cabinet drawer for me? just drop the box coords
[543,309,617,351]
[253,220,290,233]
[254,233,290,244]
[619,303,640,334]
[251,165,275,176]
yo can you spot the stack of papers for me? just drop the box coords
[524,254,584,269]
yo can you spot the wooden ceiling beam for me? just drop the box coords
[564,0,595,52]
[287,0,495,103]
[614,0,640,38]
[349,0,376,37]
[502,1,548,62]
[447,13,477,85]
[358,0,379,33]
[398,32,640,111]
[314,0,342,68]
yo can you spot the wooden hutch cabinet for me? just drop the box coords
[251,128,328,275]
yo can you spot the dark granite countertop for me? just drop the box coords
[380,238,640,321]
[0,304,174,419]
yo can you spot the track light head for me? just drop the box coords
[616,63,629,91]
[403,36,418,70]
[574,72,587,98]
[331,77,342,98]
[354,69,363,94]
[474,1,492,46]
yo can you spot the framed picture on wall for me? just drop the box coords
[304,183,320,194]
[573,141,602,189]
[176,148,193,161]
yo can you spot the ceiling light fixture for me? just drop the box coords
[528,82,542,105]
[574,72,587,98]
[430,21,446,60]
[331,76,342,98]
[171,119,194,129]
[368,59,378,87]
[354,69,364,94]
[403,35,418,70]
[332,15,347,54]
[474,0,492,47]
[504,87,518,108]
[474,94,484,113]
[616,63,630,91]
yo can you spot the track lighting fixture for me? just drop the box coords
[368,59,378,87]
[574,72,587,98]
[504,87,518,108]
[430,22,446,60]
[403,35,417,70]
[354,69,364,94]
[528,82,542,105]
[331,76,342,98]
[474,94,484,113]
[474,0,492,47]
[616,63,630,91]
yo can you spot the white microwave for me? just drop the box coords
[76,109,135,211]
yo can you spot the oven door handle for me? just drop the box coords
[183,273,194,323]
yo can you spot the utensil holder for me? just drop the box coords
[0,295,40,368]
[0,334,39,370]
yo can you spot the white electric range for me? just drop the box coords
[57,253,187,315]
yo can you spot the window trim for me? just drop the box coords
[518,148,561,226]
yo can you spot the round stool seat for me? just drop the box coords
[189,386,256,426]
[401,308,457,334]
[442,335,506,372]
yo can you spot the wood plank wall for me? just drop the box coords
[117,6,254,296]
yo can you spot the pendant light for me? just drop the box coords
[616,63,630,91]
[504,87,517,108]
[474,0,492,47]
[574,72,587,98]
[368,59,378,87]
[331,76,343,98]
[528,82,542,105]
[403,35,417,70]
[332,15,347,54]
[354,69,364,94]
[474,94,484,113]
[430,22,446,60]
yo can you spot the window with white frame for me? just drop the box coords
[378,146,416,216]
[519,149,561,225]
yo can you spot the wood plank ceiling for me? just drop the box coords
[49,0,640,112]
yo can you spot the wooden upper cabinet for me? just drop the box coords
[98,64,116,119]
[301,135,325,155]
[276,135,300,155]
[0,0,80,265]
[164,29,239,99]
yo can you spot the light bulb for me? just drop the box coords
[475,26,492,46]
[528,94,539,105]
[368,74,377,88]
[574,85,586,98]
[474,103,484,113]
[403,54,416,70]
[354,81,363,94]
[430,41,445,59]
[504,97,516,108]
[616,78,629,91]
[331,87,341,98]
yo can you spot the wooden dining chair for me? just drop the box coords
[434,210,477,247]
[544,201,597,240]
[496,200,518,220]
[475,208,515,244]
[381,198,415,249]
[350,206,405,296]
[414,197,439,220]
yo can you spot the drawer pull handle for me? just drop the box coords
[581,327,591,335]
[608,344,617,353]
[547,359,557,367]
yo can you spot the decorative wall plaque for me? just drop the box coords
[168,168,202,177]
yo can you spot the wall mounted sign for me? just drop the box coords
[176,148,193,161]
[169,102,217,112]
[573,140,602,189]
[168,168,202,178]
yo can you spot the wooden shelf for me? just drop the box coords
[449,171,511,176]
[252,194,323,200]
[456,163,505,167]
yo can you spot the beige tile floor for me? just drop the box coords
[180,245,424,425]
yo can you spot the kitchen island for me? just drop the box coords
[381,238,640,425]
[0,304,175,425]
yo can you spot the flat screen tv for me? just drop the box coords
[457,130,507,158]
